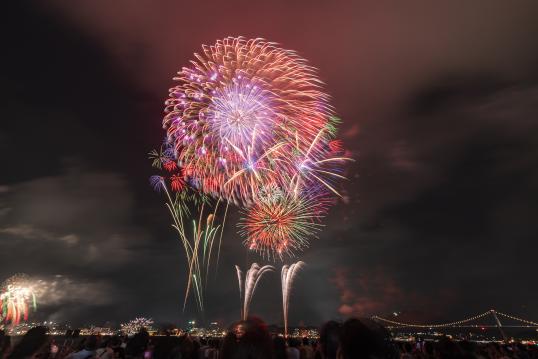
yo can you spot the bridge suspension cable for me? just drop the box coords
[495,310,538,326]
[372,309,538,328]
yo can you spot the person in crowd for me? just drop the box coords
[220,317,273,359]
[432,336,461,358]
[286,339,300,359]
[198,338,208,359]
[315,321,340,359]
[220,330,239,359]
[112,348,125,359]
[178,335,195,359]
[272,336,287,359]
[422,341,434,359]
[7,327,49,359]
[125,330,149,359]
[49,339,59,359]
[204,339,219,359]
[0,330,11,359]
[399,342,414,359]
[65,336,98,359]
[151,335,176,359]
[299,338,313,359]
[167,339,183,359]
[310,342,318,357]
[96,337,121,359]
[337,318,398,359]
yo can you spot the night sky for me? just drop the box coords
[2,1,538,328]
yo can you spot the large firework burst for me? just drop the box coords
[162,37,343,206]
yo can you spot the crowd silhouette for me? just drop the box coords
[0,317,536,359]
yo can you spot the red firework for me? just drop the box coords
[163,160,177,172]
[170,174,186,192]
[238,193,327,259]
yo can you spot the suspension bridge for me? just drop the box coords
[372,309,538,342]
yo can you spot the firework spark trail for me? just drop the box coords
[235,263,274,320]
[182,201,222,312]
[286,128,352,199]
[149,172,226,313]
[281,261,305,337]
[235,266,244,319]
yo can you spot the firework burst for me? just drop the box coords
[162,37,343,206]
[0,274,37,325]
[120,317,154,335]
[238,192,327,259]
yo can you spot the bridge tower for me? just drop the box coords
[490,309,508,343]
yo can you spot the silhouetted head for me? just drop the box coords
[113,347,126,359]
[288,338,300,348]
[221,317,273,359]
[273,336,287,359]
[107,336,122,349]
[234,322,246,339]
[434,336,461,358]
[8,326,49,359]
[319,321,341,359]
[424,341,434,356]
[338,318,396,359]
[220,330,239,359]
[84,336,98,351]
[126,329,149,357]
[0,330,11,356]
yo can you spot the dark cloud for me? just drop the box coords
[0,165,154,323]
[34,275,119,323]
[0,166,147,269]
[2,1,538,327]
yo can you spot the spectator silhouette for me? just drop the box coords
[315,321,340,359]
[7,327,49,359]
[221,317,273,359]
[0,330,11,359]
[66,336,98,359]
[433,337,461,359]
[299,338,313,359]
[272,337,286,359]
[126,329,149,359]
[338,318,397,359]
[220,330,239,359]
[287,338,300,359]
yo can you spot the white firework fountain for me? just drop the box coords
[281,261,305,337]
[235,263,274,320]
